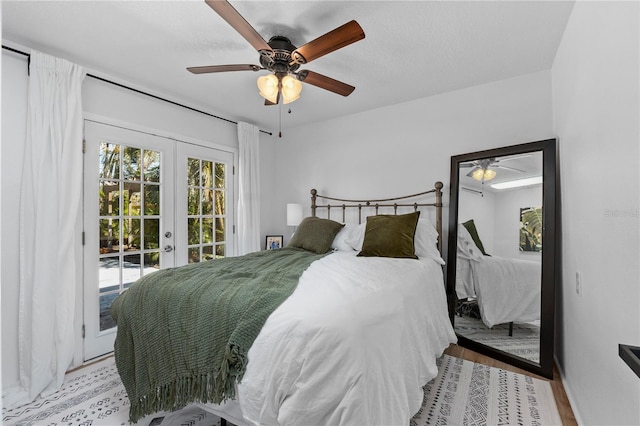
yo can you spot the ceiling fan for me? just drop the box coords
[188,0,365,106]
[460,155,529,182]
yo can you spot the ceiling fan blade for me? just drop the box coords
[298,70,355,96]
[494,165,526,173]
[496,154,533,162]
[291,20,365,64]
[187,64,261,74]
[204,0,273,53]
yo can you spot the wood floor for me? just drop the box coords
[444,344,577,426]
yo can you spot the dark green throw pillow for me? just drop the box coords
[462,219,488,256]
[357,211,420,259]
[288,217,344,254]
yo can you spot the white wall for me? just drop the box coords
[266,71,555,253]
[0,50,270,391]
[458,189,496,254]
[493,185,543,260]
[552,1,640,425]
[82,78,239,148]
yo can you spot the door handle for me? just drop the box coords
[163,245,174,253]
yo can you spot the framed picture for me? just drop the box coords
[520,206,543,252]
[265,235,283,250]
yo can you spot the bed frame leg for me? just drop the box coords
[220,418,227,426]
[508,322,514,337]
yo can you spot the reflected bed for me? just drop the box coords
[455,223,541,328]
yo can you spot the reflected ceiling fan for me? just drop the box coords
[188,0,365,106]
[460,155,529,182]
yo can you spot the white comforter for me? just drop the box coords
[202,251,456,426]
[458,256,541,328]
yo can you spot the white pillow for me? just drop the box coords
[344,222,366,251]
[414,219,445,265]
[331,224,356,251]
[457,225,483,261]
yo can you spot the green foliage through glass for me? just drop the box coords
[520,207,543,252]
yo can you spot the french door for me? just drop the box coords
[83,120,234,361]
[175,142,233,266]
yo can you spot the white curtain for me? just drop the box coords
[237,121,261,255]
[5,51,85,408]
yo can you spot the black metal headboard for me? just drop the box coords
[310,182,444,253]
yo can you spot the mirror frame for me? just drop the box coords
[446,138,558,379]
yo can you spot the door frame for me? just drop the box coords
[83,119,177,360]
[75,114,238,365]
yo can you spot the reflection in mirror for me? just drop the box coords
[454,151,543,363]
[448,139,557,379]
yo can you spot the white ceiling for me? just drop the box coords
[2,1,575,133]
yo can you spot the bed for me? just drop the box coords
[455,224,541,328]
[111,182,456,425]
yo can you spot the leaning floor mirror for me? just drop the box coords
[447,138,558,379]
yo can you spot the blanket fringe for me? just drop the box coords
[128,343,247,423]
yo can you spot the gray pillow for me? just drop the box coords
[357,211,420,259]
[288,217,345,254]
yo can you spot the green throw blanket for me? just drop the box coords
[111,247,327,423]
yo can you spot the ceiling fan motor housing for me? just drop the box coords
[260,36,301,76]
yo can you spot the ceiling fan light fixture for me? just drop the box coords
[281,75,302,104]
[257,74,279,104]
[484,169,497,180]
[472,168,497,181]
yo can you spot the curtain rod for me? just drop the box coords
[2,45,273,136]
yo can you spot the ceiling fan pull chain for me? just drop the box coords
[279,100,282,138]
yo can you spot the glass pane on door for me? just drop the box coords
[186,158,227,263]
[97,142,162,330]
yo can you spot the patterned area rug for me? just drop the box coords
[411,355,561,426]
[454,315,540,363]
[3,355,560,426]
[2,358,222,426]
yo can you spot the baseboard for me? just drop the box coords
[554,355,584,425]
[67,353,114,374]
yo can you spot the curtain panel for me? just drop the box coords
[4,51,86,408]
[236,122,261,255]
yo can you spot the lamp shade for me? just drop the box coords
[257,74,279,104]
[281,75,302,104]
[286,203,303,226]
[472,168,496,181]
